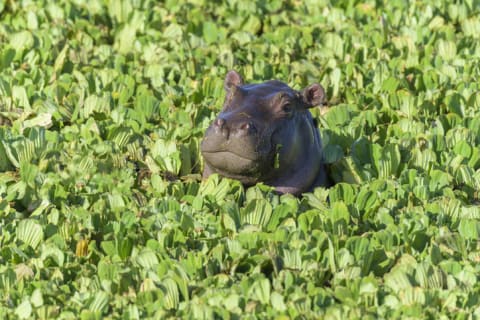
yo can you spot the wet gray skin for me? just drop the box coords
[201,70,327,195]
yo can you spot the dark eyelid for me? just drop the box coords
[279,93,290,105]
[282,102,292,115]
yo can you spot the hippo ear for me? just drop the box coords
[302,83,325,107]
[224,70,244,92]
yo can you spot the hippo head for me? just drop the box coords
[201,70,327,195]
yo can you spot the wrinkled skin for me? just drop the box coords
[201,70,327,195]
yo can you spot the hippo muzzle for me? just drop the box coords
[201,70,327,195]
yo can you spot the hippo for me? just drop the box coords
[201,70,327,195]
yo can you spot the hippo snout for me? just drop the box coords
[212,117,257,139]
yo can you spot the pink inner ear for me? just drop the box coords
[225,70,244,91]
[305,84,325,106]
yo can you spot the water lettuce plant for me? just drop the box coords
[0,0,480,318]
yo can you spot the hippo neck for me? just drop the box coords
[267,119,325,195]
[270,159,325,195]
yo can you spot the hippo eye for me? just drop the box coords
[282,103,293,114]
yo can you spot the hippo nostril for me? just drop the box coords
[240,121,256,134]
[213,118,229,138]
[240,122,250,130]
[214,118,226,128]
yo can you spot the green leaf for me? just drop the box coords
[324,32,344,58]
[10,31,34,52]
[346,236,370,262]
[135,248,159,269]
[0,47,15,71]
[12,86,31,110]
[372,144,401,178]
[330,201,350,235]
[115,25,137,54]
[381,77,399,93]
[89,291,109,313]
[170,264,190,302]
[240,199,272,227]
[282,248,302,270]
[118,237,133,260]
[98,260,119,281]
[151,139,181,175]
[101,241,115,257]
[203,22,219,44]
[30,289,43,308]
[270,291,286,311]
[15,300,32,319]
[17,219,43,249]
[437,40,457,61]
[40,244,65,267]
[161,278,179,310]
[327,236,337,274]
[249,277,271,305]
[329,183,357,204]
[22,113,52,129]
[458,219,480,240]
[242,15,261,34]
[163,23,183,40]
[399,287,426,305]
